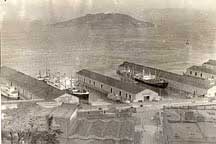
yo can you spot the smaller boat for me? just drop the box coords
[1,85,19,99]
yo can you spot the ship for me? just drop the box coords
[1,85,19,99]
[66,78,89,102]
[133,69,168,88]
[66,88,89,101]
[36,70,51,82]
[37,70,90,101]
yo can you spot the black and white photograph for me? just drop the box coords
[1,0,216,144]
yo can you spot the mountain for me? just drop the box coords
[53,13,154,29]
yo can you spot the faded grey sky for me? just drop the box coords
[1,0,216,24]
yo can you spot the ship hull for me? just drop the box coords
[1,93,19,100]
[66,89,89,102]
[134,78,168,88]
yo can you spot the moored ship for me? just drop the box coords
[66,88,89,101]
[36,70,90,101]
[133,70,168,88]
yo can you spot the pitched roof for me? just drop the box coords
[50,103,78,119]
[203,59,216,66]
[0,66,65,101]
[188,65,216,75]
[77,69,146,94]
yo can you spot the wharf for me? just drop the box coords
[0,66,65,101]
[117,61,214,96]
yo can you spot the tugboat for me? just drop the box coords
[133,69,168,88]
[1,85,19,99]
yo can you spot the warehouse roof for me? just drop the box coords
[0,66,65,101]
[77,69,146,94]
[188,65,216,75]
[203,59,216,66]
[69,118,135,142]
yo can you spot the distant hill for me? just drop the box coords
[53,13,154,29]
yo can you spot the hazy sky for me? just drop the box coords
[1,0,216,24]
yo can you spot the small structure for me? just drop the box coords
[185,65,216,80]
[77,69,159,103]
[133,89,159,102]
[185,60,216,83]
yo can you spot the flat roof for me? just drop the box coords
[0,66,65,101]
[203,59,216,66]
[188,65,216,75]
[77,69,146,94]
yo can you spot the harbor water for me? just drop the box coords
[1,24,216,101]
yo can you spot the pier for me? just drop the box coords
[117,61,215,97]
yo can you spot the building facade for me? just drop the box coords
[77,69,158,103]
[185,65,216,80]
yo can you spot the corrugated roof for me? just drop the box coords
[188,65,216,75]
[203,59,216,66]
[77,69,146,94]
[69,118,135,142]
[0,66,65,101]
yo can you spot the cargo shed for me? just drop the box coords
[77,69,158,102]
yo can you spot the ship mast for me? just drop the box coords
[0,32,2,67]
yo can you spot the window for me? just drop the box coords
[212,76,214,79]
[190,71,192,75]
[200,73,202,77]
[129,95,132,100]
[101,84,103,88]
[93,81,95,86]
[195,72,197,76]
[119,91,121,96]
[89,80,91,84]
[111,88,112,93]
[84,78,85,82]
[126,93,128,99]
